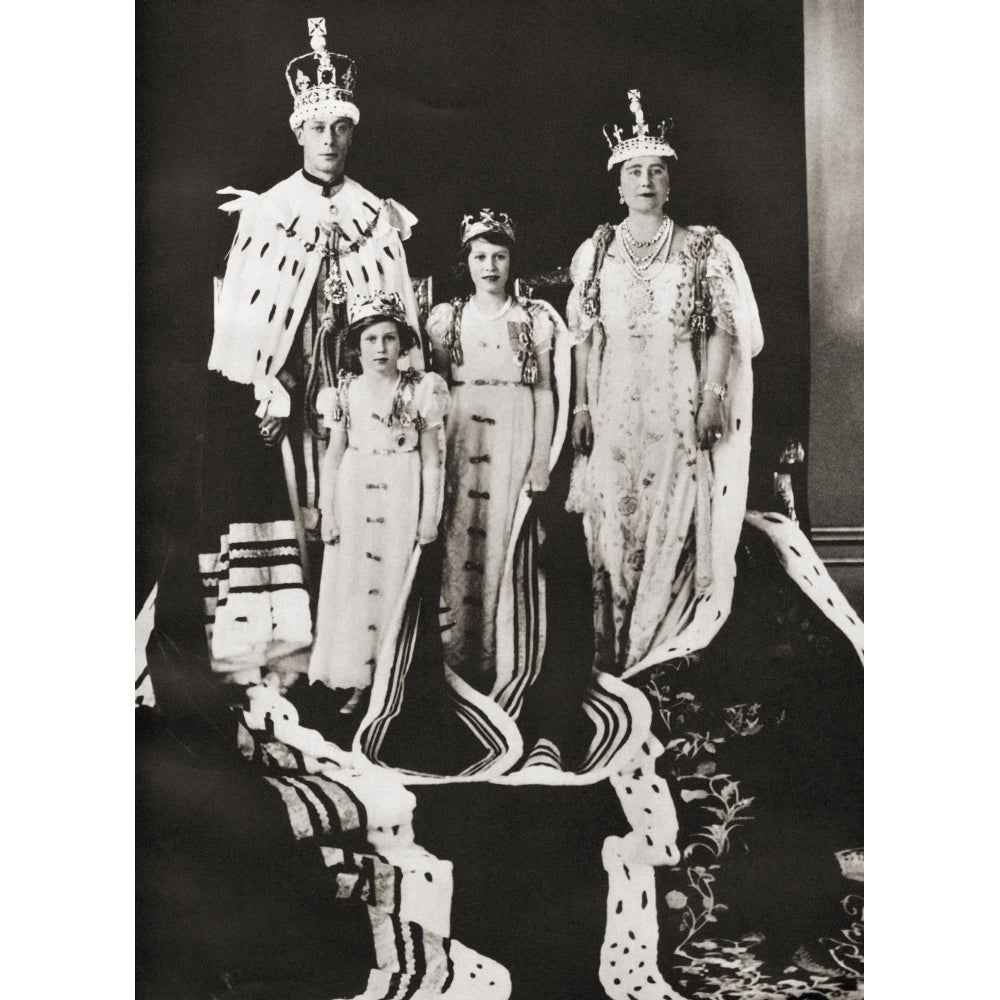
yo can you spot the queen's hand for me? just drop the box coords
[696,394,725,450]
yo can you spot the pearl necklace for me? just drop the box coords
[468,295,514,321]
[623,216,669,248]
[620,217,674,282]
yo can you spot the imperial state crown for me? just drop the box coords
[286,17,360,128]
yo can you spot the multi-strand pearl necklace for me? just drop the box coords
[623,216,669,248]
[620,216,674,283]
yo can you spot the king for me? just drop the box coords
[197,17,424,688]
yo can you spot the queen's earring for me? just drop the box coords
[618,189,625,205]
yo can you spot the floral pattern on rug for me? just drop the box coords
[634,530,864,999]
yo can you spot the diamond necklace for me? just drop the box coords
[623,216,669,248]
[620,217,674,281]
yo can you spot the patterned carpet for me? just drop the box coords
[645,525,863,999]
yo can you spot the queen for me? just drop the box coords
[566,90,764,676]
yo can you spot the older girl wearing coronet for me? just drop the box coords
[427,210,569,707]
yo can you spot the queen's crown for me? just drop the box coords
[604,90,676,170]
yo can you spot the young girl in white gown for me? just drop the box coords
[309,292,449,712]
[426,210,564,698]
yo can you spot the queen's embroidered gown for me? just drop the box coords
[427,297,555,693]
[309,370,448,691]
[566,225,763,676]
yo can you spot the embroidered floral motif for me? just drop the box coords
[722,702,764,737]
[618,495,639,517]
[374,368,427,437]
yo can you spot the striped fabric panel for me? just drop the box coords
[197,547,227,630]
[201,521,306,602]
[262,773,366,841]
[442,680,519,779]
[359,589,519,780]
[320,844,454,942]
[321,850,403,913]
[356,592,421,762]
[577,678,638,775]
[492,515,544,718]
[520,737,562,770]
[257,737,306,773]
[366,911,453,999]
[263,775,318,841]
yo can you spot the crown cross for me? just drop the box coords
[308,17,327,50]
[603,89,677,169]
[628,89,647,135]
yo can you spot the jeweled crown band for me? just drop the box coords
[605,89,677,170]
[286,17,360,128]
[349,290,408,326]
[461,208,516,246]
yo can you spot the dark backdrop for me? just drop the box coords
[137,0,810,605]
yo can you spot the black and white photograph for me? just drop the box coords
[135,2,864,998]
